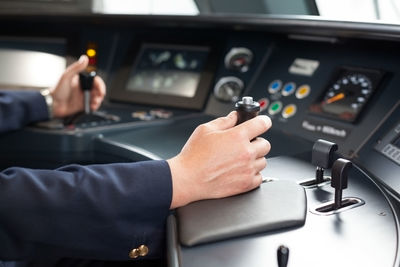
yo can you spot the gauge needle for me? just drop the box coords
[325,92,345,104]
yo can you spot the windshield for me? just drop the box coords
[97,0,400,24]
[1,0,400,25]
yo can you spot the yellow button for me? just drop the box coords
[282,104,297,119]
[295,84,311,99]
[129,245,149,259]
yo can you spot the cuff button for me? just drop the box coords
[129,245,149,259]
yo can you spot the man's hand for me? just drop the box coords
[167,111,272,209]
[50,55,106,118]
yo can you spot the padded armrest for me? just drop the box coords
[177,180,307,246]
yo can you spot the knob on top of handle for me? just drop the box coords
[234,96,260,125]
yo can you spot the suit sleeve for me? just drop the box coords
[0,90,48,133]
[0,160,173,261]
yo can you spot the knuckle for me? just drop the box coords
[240,147,254,163]
[195,123,208,134]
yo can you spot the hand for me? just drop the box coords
[50,55,106,118]
[167,111,272,209]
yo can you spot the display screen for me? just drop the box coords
[126,44,209,98]
[309,67,384,122]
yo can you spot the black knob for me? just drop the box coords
[331,158,352,210]
[277,245,289,267]
[234,96,260,125]
[312,139,338,184]
[79,70,96,91]
[79,71,96,114]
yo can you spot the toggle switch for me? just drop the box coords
[331,158,352,210]
[79,70,96,114]
[300,139,338,187]
[277,245,289,267]
[234,96,260,125]
[312,139,338,184]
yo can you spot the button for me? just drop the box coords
[268,80,282,94]
[258,98,269,112]
[129,245,149,259]
[296,84,311,99]
[268,101,282,115]
[282,104,297,119]
[281,82,296,96]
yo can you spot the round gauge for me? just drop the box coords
[309,67,384,122]
[224,47,253,73]
[214,76,244,102]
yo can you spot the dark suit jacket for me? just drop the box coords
[0,90,173,261]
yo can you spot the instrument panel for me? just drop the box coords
[1,14,400,267]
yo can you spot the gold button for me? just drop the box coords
[129,248,140,259]
[138,245,149,256]
[129,245,149,259]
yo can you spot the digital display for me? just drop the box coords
[309,67,384,123]
[126,44,209,98]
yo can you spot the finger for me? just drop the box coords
[251,137,271,158]
[91,76,106,98]
[204,111,237,131]
[254,157,267,173]
[249,172,263,191]
[63,55,88,80]
[235,115,272,140]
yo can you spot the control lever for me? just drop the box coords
[312,139,338,184]
[79,70,97,114]
[234,96,260,125]
[277,245,289,267]
[331,158,352,210]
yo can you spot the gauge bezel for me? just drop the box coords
[309,66,385,123]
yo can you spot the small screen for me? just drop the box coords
[126,44,209,98]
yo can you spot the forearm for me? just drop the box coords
[0,160,172,261]
[0,90,48,133]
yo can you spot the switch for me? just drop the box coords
[234,96,260,125]
[331,158,352,210]
[277,245,289,267]
[312,139,338,184]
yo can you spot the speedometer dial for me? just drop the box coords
[309,67,385,122]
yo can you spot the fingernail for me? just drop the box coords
[78,55,85,63]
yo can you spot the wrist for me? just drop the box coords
[40,88,54,119]
[167,156,192,209]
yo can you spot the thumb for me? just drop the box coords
[206,111,237,131]
[63,55,88,79]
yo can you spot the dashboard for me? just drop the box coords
[1,14,400,267]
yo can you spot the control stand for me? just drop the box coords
[64,70,118,126]
[79,70,97,115]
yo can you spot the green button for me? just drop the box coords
[268,101,282,115]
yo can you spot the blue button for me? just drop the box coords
[268,80,282,94]
[282,82,296,96]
